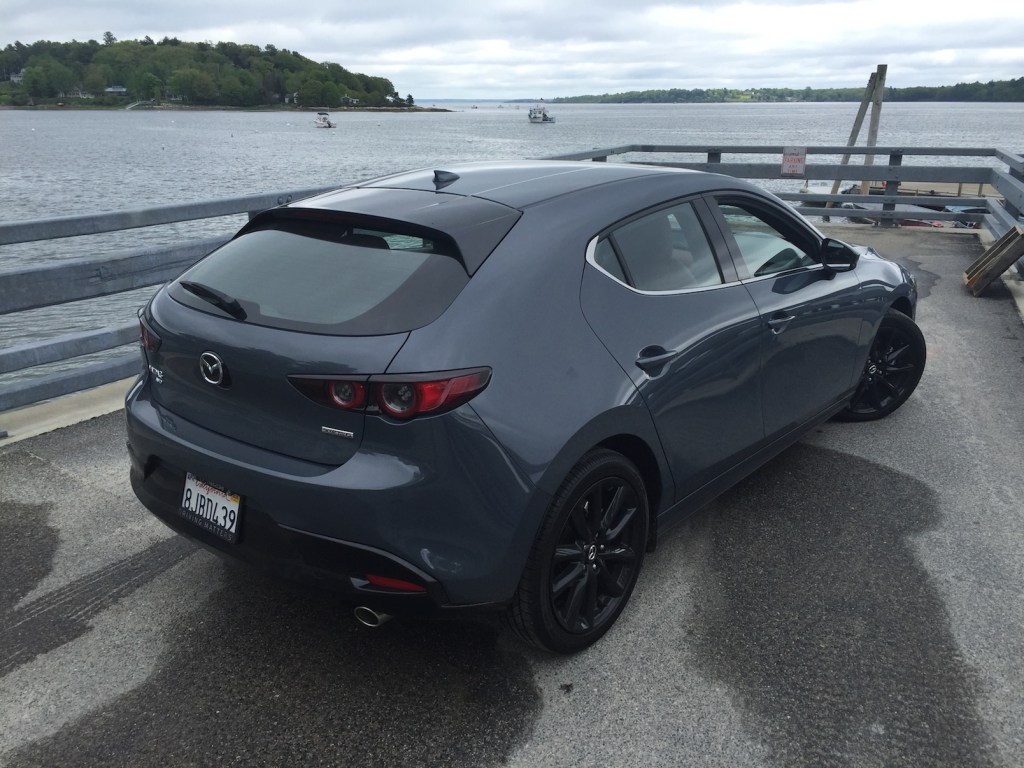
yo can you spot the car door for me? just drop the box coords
[706,194,863,440]
[580,198,764,502]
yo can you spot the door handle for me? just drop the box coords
[767,313,797,334]
[635,346,678,373]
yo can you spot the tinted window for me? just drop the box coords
[171,221,468,336]
[717,202,818,278]
[605,202,722,292]
[594,239,626,282]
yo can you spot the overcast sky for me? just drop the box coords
[3,0,1023,99]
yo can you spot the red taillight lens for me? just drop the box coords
[377,370,490,420]
[138,312,160,353]
[289,368,490,420]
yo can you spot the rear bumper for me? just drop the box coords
[128,455,451,613]
[125,376,545,612]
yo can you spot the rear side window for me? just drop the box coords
[171,219,468,336]
[598,202,723,292]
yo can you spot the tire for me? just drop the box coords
[836,309,926,422]
[508,449,649,654]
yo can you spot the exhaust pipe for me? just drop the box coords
[353,606,393,628]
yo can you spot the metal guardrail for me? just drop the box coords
[546,145,1024,235]
[2,147,1023,430]
[0,185,337,429]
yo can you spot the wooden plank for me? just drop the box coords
[828,70,877,197]
[860,65,888,196]
[964,225,1024,295]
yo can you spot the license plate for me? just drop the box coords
[179,472,242,543]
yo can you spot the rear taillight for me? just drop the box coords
[290,367,490,420]
[138,311,161,355]
[329,381,366,409]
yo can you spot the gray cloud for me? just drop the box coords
[3,0,1022,98]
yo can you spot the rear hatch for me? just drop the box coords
[143,209,474,465]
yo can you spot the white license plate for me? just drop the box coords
[179,472,242,543]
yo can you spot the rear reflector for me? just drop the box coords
[138,310,161,354]
[365,574,426,593]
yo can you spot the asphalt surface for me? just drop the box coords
[2,227,1023,767]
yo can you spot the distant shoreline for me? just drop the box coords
[0,103,453,113]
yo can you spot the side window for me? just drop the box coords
[717,202,817,277]
[594,238,626,282]
[602,202,723,292]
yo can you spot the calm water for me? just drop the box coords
[1,102,1022,382]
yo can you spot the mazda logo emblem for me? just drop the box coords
[199,352,225,385]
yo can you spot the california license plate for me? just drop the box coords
[179,472,242,543]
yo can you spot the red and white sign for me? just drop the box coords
[781,146,807,177]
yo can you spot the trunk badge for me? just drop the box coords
[322,426,355,439]
[200,352,225,385]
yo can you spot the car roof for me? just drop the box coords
[309,160,741,211]
[288,161,759,274]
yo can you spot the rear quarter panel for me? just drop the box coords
[386,182,682,534]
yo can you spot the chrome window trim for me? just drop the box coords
[584,237,738,296]
[737,263,834,284]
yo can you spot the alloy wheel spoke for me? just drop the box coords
[553,544,584,564]
[884,362,915,375]
[867,381,886,409]
[598,483,625,533]
[884,342,910,365]
[878,377,901,399]
[569,501,593,542]
[597,560,626,598]
[604,503,636,542]
[599,544,636,565]
[561,569,590,629]
[583,564,599,628]
[551,562,586,598]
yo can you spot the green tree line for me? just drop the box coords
[0,35,414,108]
[555,79,1024,104]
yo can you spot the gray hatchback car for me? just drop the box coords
[126,161,924,653]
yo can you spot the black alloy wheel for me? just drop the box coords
[509,449,649,653]
[837,309,926,422]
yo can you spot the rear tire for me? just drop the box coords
[836,309,926,422]
[508,449,649,653]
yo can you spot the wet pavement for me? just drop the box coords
[2,227,1023,767]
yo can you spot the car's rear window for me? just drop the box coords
[170,219,468,335]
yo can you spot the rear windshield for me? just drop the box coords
[170,219,468,335]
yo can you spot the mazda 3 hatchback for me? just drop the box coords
[126,161,924,653]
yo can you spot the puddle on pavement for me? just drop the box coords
[6,564,540,768]
[682,443,997,767]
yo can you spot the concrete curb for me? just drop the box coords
[0,377,136,446]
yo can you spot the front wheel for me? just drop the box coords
[508,450,649,654]
[837,309,926,422]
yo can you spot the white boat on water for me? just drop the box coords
[528,105,555,124]
[314,112,336,128]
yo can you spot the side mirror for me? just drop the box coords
[820,237,860,274]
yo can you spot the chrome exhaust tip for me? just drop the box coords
[353,606,393,628]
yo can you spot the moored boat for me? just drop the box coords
[528,105,555,124]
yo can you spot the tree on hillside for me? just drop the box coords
[103,31,116,46]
